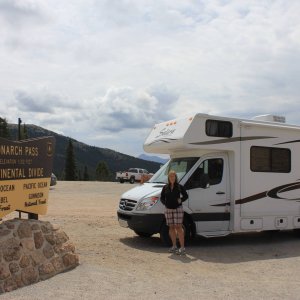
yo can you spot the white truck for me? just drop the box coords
[116,168,152,184]
[117,113,300,245]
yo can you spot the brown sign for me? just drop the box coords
[0,136,55,218]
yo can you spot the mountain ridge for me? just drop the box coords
[8,124,161,180]
[138,154,168,164]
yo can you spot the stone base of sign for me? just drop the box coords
[0,218,79,294]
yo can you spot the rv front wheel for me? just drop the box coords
[134,230,153,238]
[160,222,172,246]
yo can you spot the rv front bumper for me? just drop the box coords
[117,211,164,234]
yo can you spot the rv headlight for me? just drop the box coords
[136,196,159,211]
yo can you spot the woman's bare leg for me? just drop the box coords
[175,225,185,248]
[169,225,177,247]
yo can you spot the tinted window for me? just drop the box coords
[186,158,224,190]
[206,120,232,138]
[250,146,291,173]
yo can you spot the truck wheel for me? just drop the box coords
[129,177,135,184]
[134,230,153,238]
[119,178,124,183]
[160,218,191,247]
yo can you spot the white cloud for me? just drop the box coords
[0,0,46,27]
[14,88,80,113]
[95,85,177,132]
[0,0,300,155]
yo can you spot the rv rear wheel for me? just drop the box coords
[119,178,124,183]
[160,218,191,247]
[134,230,153,238]
[129,177,135,184]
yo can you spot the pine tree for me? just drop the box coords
[64,139,77,181]
[83,165,89,181]
[0,117,10,139]
[78,169,82,181]
[21,123,29,139]
[96,161,111,181]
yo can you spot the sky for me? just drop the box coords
[0,0,300,157]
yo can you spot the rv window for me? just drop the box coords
[186,158,224,190]
[206,120,232,138]
[149,157,199,184]
[250,146,291,173]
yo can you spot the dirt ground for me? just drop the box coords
[3,181,300,299]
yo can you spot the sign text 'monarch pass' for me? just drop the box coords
[0,136,55,218]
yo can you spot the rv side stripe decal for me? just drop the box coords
[236,182,300,204]
[210,202,230,207]
[192,212,230,221]
[236,191,266,205]
[266,182,300,200]
[145,138,178,146]
[189,136,274,146]
[274,139,300,145]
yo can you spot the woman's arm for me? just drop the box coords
[160,185,166,205]
[179,185,188,202]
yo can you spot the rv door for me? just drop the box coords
[185,154,230,233]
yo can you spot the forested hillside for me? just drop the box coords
[8,124,161,180]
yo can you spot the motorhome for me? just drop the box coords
[117,113,300,244]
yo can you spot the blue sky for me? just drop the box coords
[0,0,299,156]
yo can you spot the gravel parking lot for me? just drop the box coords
[3,181,300,299]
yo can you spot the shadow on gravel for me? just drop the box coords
[120,230,300,264]
[120,235,165,252]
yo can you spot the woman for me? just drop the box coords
[160,170,188,255]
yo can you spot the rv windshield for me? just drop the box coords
[149,157,199,184]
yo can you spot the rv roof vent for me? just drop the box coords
[252,114,286,123]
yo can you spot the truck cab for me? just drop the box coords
[116,168,152,184]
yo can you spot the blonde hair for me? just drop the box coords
[168,170,179,186]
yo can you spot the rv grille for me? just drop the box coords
[119,198,137,211]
